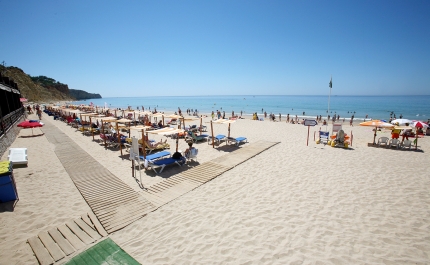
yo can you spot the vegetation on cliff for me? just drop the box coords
[69,89,102,100]
[0,64,102,102]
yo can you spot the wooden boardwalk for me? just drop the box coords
[42,123,156,234]
[141,140,279,207]
[27,212,108,265]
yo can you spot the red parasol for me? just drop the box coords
[17,120,44,135]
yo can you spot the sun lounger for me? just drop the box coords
[186,131,209,143]
[139,151,171,168]
[8,148,28,166]
[208,134,227,145]
[144,141,170,154]
[227,137,248,146]
[148,157,185,174]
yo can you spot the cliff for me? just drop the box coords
[0,65,102,102]
[69,89,102,100]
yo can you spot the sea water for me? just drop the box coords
[72,95,429,121]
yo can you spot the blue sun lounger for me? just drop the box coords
[139,151,170,162]
[138,151,171,170]
[208,134,227,145]
[148,157,185,174]
[227,137,248,146]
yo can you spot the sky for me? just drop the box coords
[1,0,429,97]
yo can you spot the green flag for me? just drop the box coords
[329,77,332,89]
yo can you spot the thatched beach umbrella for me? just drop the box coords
[101,117,118,147]
[90,114,105,140]
[113,118,133,156]
[158,128,184,152]
[210,119,230,148]
[130,125,152,159]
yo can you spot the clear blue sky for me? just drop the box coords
[1,0,429,96]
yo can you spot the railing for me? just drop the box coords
[0,107,25,137]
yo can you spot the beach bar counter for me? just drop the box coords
[0,161,18,203]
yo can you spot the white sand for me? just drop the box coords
[1,113,429,264]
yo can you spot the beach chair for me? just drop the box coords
[208,134,227,145]
[377,137,389,147]
[227,137,248,146]
[144,140,170,154]
[388,138,400,149]
[8,148,28,167]
[401,139,412,149]
[318,131,329,145]
[186,131,209,143]
[184,148,198,162]
[148,157,185,174]
[332,123,342,135]
[139,151,171,169]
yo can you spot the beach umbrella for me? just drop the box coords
[90,114,105,140]
[130,125,152,159]
[391,119,413,126]
[210,119,235,147]
[360,120,394,145]
[17,120,44,135]
[412,121,428,129]
[114,118,133,156]
[101,117,118,147]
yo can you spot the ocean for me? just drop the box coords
[71,95,429,121]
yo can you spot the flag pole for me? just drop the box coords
[328,76,332,117]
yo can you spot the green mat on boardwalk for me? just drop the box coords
[65,238,140,265]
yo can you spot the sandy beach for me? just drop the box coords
[1,112,429,264]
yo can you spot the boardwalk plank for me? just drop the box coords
[47,228,75,256]
[66,221,94,245]
[38,231,65,261]
[88,212,108,237]
[57,224,85,250]
[74,219,102,241]
[27,236,54,265]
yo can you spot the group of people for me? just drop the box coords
[26,104,42,120]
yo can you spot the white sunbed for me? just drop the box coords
[8,148,28,166]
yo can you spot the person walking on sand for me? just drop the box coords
[37,108,42,120]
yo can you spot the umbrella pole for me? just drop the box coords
[228,123,231,144]
[142,130,146,160]
[200,117,202,135]
[128,122,131,138]
[102,121,107,147]
[90,117,94,141]
[176,134,179,152]
[415,128,418,150]
[211,121,214,148]
[116,123,122,156]
[373,127,377,145]
[162,115,165,127]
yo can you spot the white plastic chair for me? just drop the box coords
[185,148,198,162]
[388,139,400,149]
[402,139,412,149]
[377,137,389,147]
